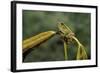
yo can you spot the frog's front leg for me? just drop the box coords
[64,32,75,44]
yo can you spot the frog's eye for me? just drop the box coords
[61,23,64,25]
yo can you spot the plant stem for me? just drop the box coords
[72,36,81,60]
[72,36,80,46]
[64,41,68,60]
[72,36,87,60]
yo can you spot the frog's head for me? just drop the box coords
[57,23,75,44]
[58,23,72,35]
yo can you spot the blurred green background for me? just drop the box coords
[22,10,91,62]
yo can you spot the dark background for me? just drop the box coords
[22,10,91,62]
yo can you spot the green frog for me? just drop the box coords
[58,23,75,44]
